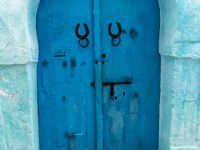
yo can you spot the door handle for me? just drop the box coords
[91,81,132,99]
[108,22,122,46]
[75,23,89,48]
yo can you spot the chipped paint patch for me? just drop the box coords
[0,90,8,96]
[74,102,77,109]
[18,101,22,105]
[10,92,17,98]
[36,109,38,117]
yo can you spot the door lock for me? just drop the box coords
[91,81,132,99]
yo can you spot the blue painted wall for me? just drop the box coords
[0,1,40,149]
[159,0,200,149]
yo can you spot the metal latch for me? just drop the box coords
[91,81,132,99]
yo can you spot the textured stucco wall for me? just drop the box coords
[0,0,40,150]
[0,0,39,64]
[159,0,200,149]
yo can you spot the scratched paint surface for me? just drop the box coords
[37,0,95,149]
[37,0,160,149]
[101,0,160,149]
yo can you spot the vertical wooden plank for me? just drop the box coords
[100,0,160,149]
[93,0,103,149]
[37,0,95,149]
[67,0,95,149]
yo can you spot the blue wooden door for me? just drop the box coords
[37,0,95,149]
[37,0,160,149]
[101,0,160,149]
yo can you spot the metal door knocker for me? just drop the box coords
[108,22,122,46]
[75,23,89,48]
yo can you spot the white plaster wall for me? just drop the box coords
[159,0,200,59]
[159,0,200,149]
[0,0,40,149]
[0,0,39,65]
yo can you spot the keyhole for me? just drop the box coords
[110,84,114,99]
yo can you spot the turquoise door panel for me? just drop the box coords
[37,0,160,149]
[101,0,160,149]
[101,1,133,82]
[37,0,95,149]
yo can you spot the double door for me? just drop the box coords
[37,0,160,149]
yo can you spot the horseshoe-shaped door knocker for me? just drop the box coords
[75,23,89,48]
[108,22,122,46]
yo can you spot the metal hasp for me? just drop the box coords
[75,23,89,48]
[108,22,122,46]
[91,81,132,99]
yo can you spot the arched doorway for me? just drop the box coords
[36,0,160,149]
